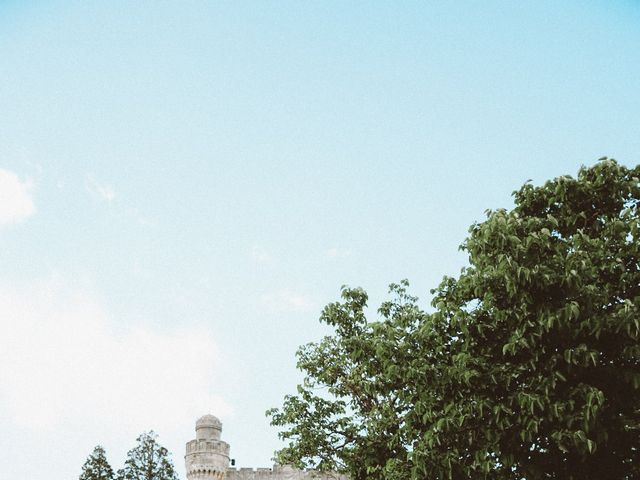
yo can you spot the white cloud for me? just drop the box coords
[250,246,273,265]
[260,289,315,312]
[0,168,35,226]
[0,276,230,479]
[86,174,116,202]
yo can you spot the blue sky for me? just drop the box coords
[0,1,639,479]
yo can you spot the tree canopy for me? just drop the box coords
[268,159,640,480]
[80,445,115,480]
[117,431,178,480]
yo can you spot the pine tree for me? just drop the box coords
[79,445,115,480]
[117,431,178,480]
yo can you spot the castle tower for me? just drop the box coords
[185,414,230,480]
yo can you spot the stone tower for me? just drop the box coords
[185,414,230,480]
[186,414,347,480]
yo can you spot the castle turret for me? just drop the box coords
[185,415,230,480]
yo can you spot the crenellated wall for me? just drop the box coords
[225,465,347,480]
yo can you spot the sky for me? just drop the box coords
[0,1,639,479]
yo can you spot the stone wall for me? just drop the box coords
[225,465,347,480]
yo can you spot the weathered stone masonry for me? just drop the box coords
[185,415,346,480]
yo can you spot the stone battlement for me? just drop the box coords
[226,465,346,479]
[186,439,231,455]
[185,415,346,480]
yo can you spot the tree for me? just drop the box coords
[268,159,640,480]
[80,445,115,480]
[117,431,178,480]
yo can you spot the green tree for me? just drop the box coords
[268,159,640,480]
[117,431,178,480]
[80,445,115,480]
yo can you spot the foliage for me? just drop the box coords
[268,159,640,479]
[117,431,178,480]
[80,445,115,480]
